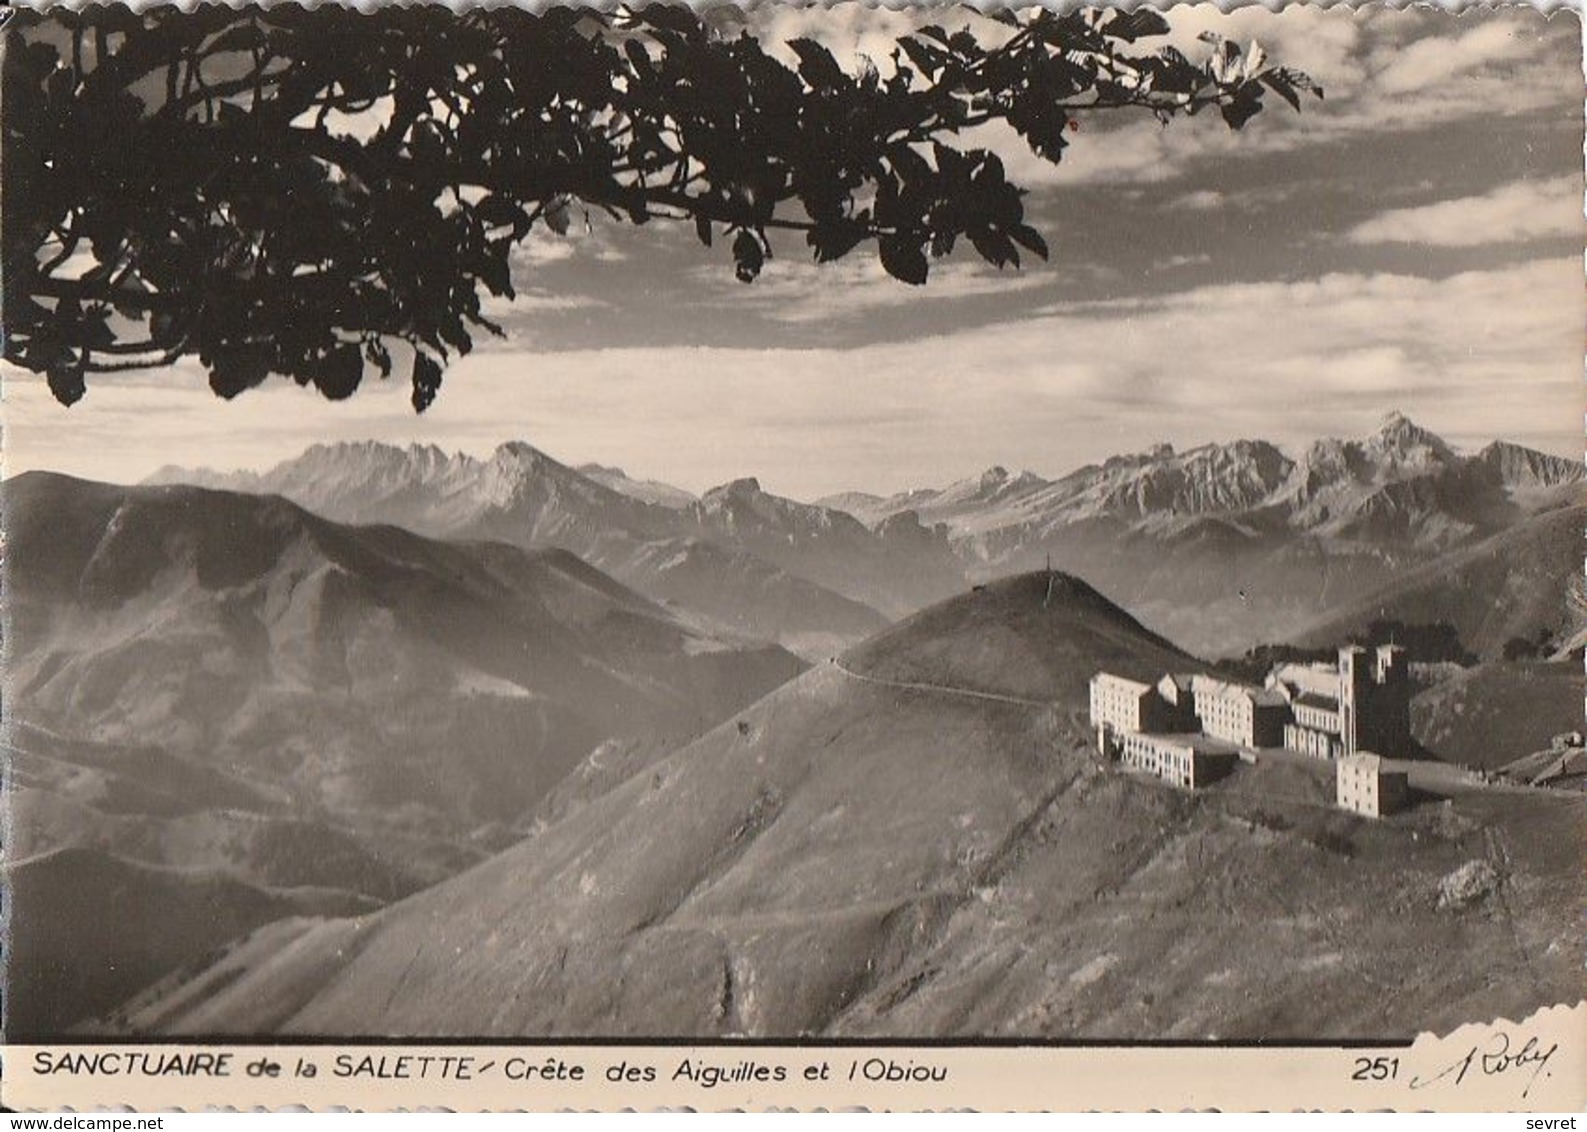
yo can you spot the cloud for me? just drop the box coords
[1152,253,1214,272]
[691,253,1058,325]
[9,257,1579,500]
[1346,176,1583,247]
[957,9,1576,190]
[1374,20,1537,96]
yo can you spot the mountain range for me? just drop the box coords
[106,574,1586,1039]
[823,413,1582,655]
[149,444,952,658]
[4,471,803,1034]
[153,413,1581,659]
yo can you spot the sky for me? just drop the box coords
[6,4,1584,500]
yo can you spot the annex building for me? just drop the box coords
[1336,752,1410,817]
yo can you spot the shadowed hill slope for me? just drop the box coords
[149,443,911,651]
[109,573,1583,1040]
[5,471,805,1035]
[1293,503,1586,661]
[5,847,377,1039]
[8,472,804,830]
[1413,661,1585,771]
[842,572,1196,702]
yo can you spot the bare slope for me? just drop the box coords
[114,574,1583,1039]
[5,847,376,1039]
[1293,503,1587,661]
[5,472,804,1034]
[1412,661,1585,771]
[842,572,1195,702]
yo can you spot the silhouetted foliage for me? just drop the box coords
[1348,620,1475,666]
[4,5,1318,408]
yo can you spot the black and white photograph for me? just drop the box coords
[2,0,1582,1094]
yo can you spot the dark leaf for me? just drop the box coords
[478,253,513,298]
[878,235,928,285]
[638,5,703,41]
[623,39,652,77]
[411,350,443,412]
[208,345,273,399]
[475,194,526,229]
[312,343,364,401]
[896,35,945,78]
[732,229,765,283]
[969,229,1019,269]
[788,38,845,89]
[1220,85,1264,130]
[888,143,933,188]
[544,198,571,236]
[1259,71,1301,112]
[947,29,979,56]
[1274,66,1323,99]
[364,338,393,378]
[932,142,968,181]
[1104,9,1170,41]
[47,357,86,406]
[1008,223,1049,260]
[808,222,866,264]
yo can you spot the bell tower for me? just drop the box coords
[1337,646,1368,756]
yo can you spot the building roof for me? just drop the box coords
[1133,732,1242,757]
[1092,671,1153,695]
[1192,674,1287,708]
[1294,692,1340,711]
[1269,661,1341,698]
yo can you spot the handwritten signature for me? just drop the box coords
[1408,1030,1559,1099]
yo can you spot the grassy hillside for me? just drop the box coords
[842,572,1197,701]
[1412,661,1584,770]
[5,848,376,1038]
[1295,504,1586,661]
[5,472,807,1035]
[109,574,1584,1039]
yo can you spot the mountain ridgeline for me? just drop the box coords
[822,413,1582,656]
[149,444,949,657]
[155,413,1581,660]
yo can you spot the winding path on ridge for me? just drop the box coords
[828,658,1054,709]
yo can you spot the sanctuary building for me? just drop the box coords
[1088,645,1415,804]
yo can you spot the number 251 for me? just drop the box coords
[1352,1057,1400,1081]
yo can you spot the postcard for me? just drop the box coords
[3,0,1582,1111]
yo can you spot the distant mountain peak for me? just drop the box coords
[1372,411,1454,459]
[1477,439,1584,489]
[493,439,557,465]
[710,476,763,497]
